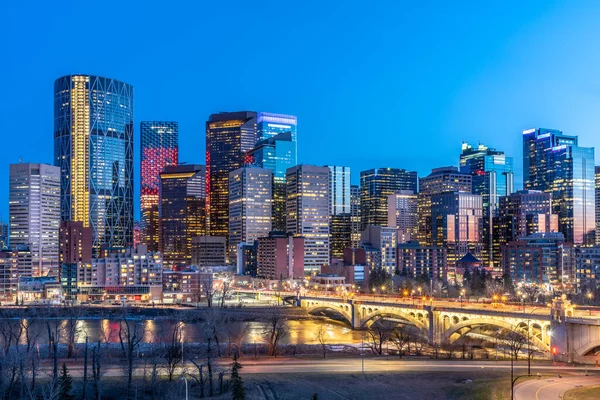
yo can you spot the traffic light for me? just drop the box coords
[552,347,557,355]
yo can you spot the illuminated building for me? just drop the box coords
[9,163,61,277]
[360,168,417,229]
[54,75,134,255]
[256,112,297,158]
[286,165,330,272]
[159,165,206,267]
[246,131,295,231]
[596,166,600,244]
[140,121,178,251]
[206,111,258,238]
[361,225,398,274]
[430,192,483,277]
[397,241,447,280]
[523,128,596,244]
[228,167,272,259]
[257,232,304,280]
[501,232,574,288]
[350,185,361,248]
[0,251,19,299]
[0,220,8,250]
[573,246,600,292]
[327,166,351,260]
[387,191,418,243]
[59,221,92,264]
[459,143,514,269]
[418,166,472,246]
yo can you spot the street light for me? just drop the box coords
[181,376,189,400]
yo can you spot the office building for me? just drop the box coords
[501,232,574,289]
[246,131,296,231]
[360,168,417,229]
[418,166,472,246]
[387,191,418,243]
[228,167,272,259]
[59,221,92,264]
[54,75,134,255]
[596,166,600,244]
[523,128,595,244]
[159,165,206,267]
[191,236,227,267]
[206,112,258,237]
[361,225,398,274]
[430,192,483,276]
[257,232,304,280]
[0,251,19,300]
[140,121,178,251]
[397,241,447,280]
[0,220,8,249]
[327,166,351,260]
[9,163,61,277]
[350,185,361,248]
[573,246,600,292]
[286,165,330,272]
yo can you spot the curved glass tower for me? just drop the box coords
[54,75,134,255]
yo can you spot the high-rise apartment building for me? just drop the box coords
[246,131,296,231]
[206,112,258,238]
[140,121,178,251]
[430,192,483,276]
[418,167,472,246]
[523,128,595,244]
[59,221,92,264]
[286,165,330,271]
[54,75,134,255]
[350,185,361,248]
[387,191,418,243]
[191,236,227,266]
[361,225,398,274]
[9,163,61,277]
[228,167,273,258]
[159,165,206,267]
[256,232,304,280]
[360,168,417,228]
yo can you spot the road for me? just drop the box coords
[514,375,600,400]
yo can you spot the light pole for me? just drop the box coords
[181,376,189,400]
[360,331,366,374]
[524,305,548,376]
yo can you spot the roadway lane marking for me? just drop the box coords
[534,377,600,400]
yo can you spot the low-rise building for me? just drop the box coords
[256,233,304,280]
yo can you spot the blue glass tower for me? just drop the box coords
[54,75,134,255]
[523,128,596,244]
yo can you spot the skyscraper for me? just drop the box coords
[387,190,418,243]
[206,112,258,238]
[140,121,178,251]
[459,142,514,269]
[9,163,61,277]
[418,166,472,246]
[159,165,206,267]
[246,131,296,231]
[327,166,351,260]
[228,167,273,259]
[596,166,600,244]
[523,128,595,244]
[256,112,297,158]
[430,191,483,275]
[54,75,134,255]
[286,165,330,272]
[350,185,361,248]
[360,168,417,228]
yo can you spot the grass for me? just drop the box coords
[563,385,600,400]
[444,377,510,400]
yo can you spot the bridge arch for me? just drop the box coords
[442,318,550,352]
[303,300,353,326]
[359,308,428,334]
[575,340,600,357]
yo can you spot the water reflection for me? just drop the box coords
[10,318,364,346]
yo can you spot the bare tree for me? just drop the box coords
[263,310,288,357]
[314,325,328,358]
[390,325,412,358]
[365,320,393,355]
[62,306,82,359]
[118,313,146,400]
[203,276,215,308]
[224,317,248,357]
[162,322,183,381]
[501,326,528,387]
[220,279,231,308]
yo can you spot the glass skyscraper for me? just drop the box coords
[327,166,351,260]
[523,128,596,244]
[247,131,296,231]
[54,75,134,255]
[206,112,258,238]
[257,112,297,158]
[140,121,178,252]
[360,168,417,229]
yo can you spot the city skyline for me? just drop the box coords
[4,1,600,221]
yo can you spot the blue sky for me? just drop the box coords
[2,0,600,220]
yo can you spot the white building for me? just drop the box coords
[388,190,418,243]
[286,165,330,272]
[9,163,60,277]
[228,167,273,259]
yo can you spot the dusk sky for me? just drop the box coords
[3,0,600,220]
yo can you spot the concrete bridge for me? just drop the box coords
[299,295,600,363]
